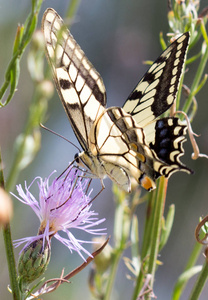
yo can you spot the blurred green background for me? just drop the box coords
[0,0,208,299]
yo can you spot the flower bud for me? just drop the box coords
[18,239,51,286]
[31,30,45,52]
[0,187,13,226]
[37,79,54,99]
[92,237,112,273]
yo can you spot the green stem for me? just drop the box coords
[188,261,208,300]
[185,242,203,271]
[140,191,157,260]
[182,43,208,115]
[66,0,81,20]
[172,242,203,300]
[3,225,21,300]
[6,134,28,192]
[0,151,21,300]
[104,186,130,300]
[0,0,43,106]
[103,248,123,300]
[146,177,168,299]
[131,191,157,300]
[0,80,10,104]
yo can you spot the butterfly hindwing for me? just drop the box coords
[88,107,160,190]
[145,117,192,177]
[42,8,106,150]
[122,33,192,178]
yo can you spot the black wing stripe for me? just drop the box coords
[123,33,190,127]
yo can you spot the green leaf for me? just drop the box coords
[172,266,203,300]
[13,25,24,55]
[159,32,167,51]
[7,59,20,104]
[159,204,175,251]
[130,215,141,274]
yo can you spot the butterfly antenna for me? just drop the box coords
[40,123,81,153]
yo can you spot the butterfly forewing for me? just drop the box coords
[123,33,190,127]
[42,8,106,150]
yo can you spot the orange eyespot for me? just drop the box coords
[140,176,155,191]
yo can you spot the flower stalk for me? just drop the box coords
[172,241,203,300]
[189,261,208,300]
[1,150,21,300]
[146,177,168,298]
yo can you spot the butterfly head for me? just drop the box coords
[74,152,95,174]
[74,153,85,168]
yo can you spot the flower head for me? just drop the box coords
[12,167,106,260]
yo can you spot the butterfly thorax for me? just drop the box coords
[78,151,108,180]
[78,150,132,192]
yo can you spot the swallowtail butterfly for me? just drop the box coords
[42,8,192,193]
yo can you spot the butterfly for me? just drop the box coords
[42,8,192,193]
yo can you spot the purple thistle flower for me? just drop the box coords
[11,167,106,260]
